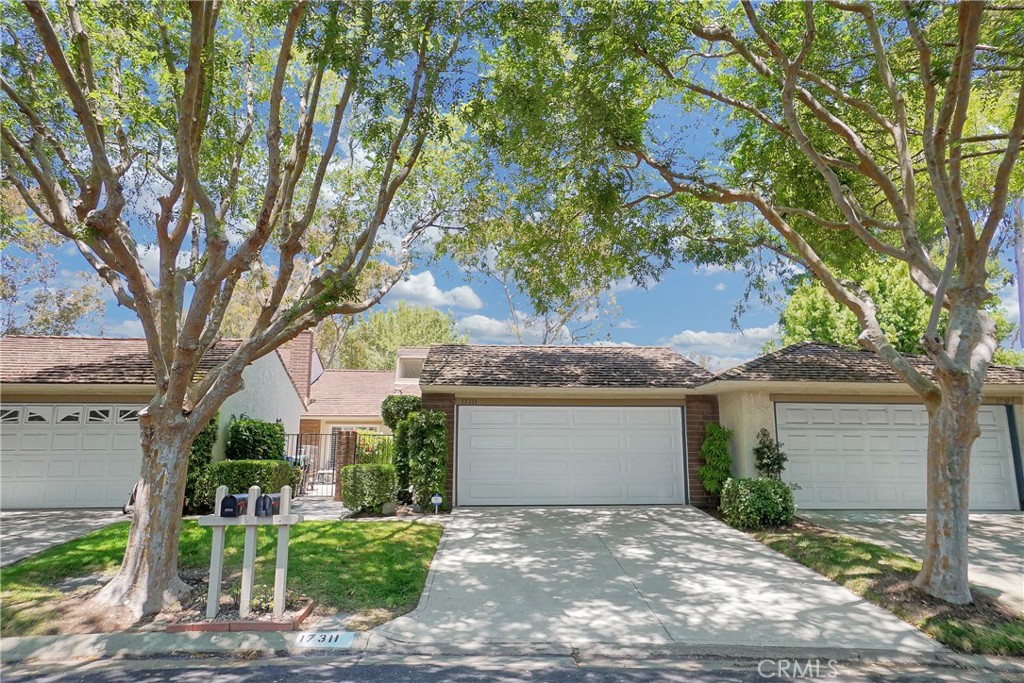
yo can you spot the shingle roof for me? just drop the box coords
[305,370,420,417]
[0,335,240,384]
[716,341,1024,385]
[421,344,713,389]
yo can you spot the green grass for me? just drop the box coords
[755,521,1024,656]
[1,520,442,637]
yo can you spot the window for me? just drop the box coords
[56,406,83,424]
[87,407,111,424]
[25,406,52,424]
[0,408,20,424]
[116,408,140,423]
[397,357,425,381]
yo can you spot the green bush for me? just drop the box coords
[184,412,219,514]
[339,463,397,513]
[381,395,422,430]
[405,410,447,510]
[194,459,301,513]
[753,428,788,480]
[697,423,733,496]
[225,415,285,460]
[720,478,795,530]
[355,430,395,465]
[393,418,412,502]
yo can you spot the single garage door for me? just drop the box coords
[777,403,1019,511]
[456,406,686,506]
[0,403,144,509]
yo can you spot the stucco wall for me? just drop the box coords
[716,391,775,478]
[213,353,304,460]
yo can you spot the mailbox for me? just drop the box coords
[255,493,281,517]
[219,493,249,517]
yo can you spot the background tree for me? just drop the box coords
[1,189,105,335]
[338,301,466,370]
[775,259,1024,365]
[1,0,478,620]
[473,1,1024,603]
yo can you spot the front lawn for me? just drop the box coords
[755,519,1024,656]
[1,520,442,637]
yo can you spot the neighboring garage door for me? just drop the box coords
[456,406,686,506]
[777,403,1019,511]
[0,403,144,509]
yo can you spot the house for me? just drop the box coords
[298,347,425,436]
[419,342,1024,511]
[0,335,306,509]
[697,342,1024,511]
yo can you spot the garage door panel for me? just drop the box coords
[778,403,1018,511]
[1,403,143,508]
[457,406,684,506]
[462,408,517,426]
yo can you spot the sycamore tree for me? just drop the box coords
[1,0,479,620]
[475,1,1023,603]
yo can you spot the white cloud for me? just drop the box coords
[609,278,638,294]
[998,284,1020,327]
[617,319,639,330]
[664,324,779,371]
[386,271,483,310]
[106,318,144,337]
[457,313,572,344]
[714,282,726,292]
[590,340,638,347]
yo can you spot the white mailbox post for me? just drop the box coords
[198,484,303,619]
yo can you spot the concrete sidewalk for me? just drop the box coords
[800,511,1024,613]
[1,510,125,567]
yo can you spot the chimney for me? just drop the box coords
[281,330,314,401]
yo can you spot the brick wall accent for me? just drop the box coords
[421,392,456,507]
[299,418,320,435]
[685,395,720,508]
[332,430,357,502]
[280,330,314,401]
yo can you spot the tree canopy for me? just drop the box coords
[338,301,466,370]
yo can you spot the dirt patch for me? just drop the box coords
[869,571,1020,634]
[344,606,408,631]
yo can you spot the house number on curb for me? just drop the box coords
[293,632,355,649]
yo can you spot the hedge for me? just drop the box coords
[184,412,219,514]
[194,459,301,513]
[404,410,448,509]
[339,463,397,513]
[697,423,733,496]
[225,415,286,460]
[381,394,422,430]
[719,478,795,530]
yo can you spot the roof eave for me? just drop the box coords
[418,384,700,399]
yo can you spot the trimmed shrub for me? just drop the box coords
[184,412,219,514]
[340,463,397,513]
[697,423,733,496]
[381,395,422,430]
[225,415,285,460]
[393,418,412,502]
[355,430,395,465]
[753,428,788,480]
[195,459,301,512]
[720,478,795,530]
[405,410,447,509]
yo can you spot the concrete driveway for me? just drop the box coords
[378,507,940,654]
[800,510,1024,614]
[1,509,124,567]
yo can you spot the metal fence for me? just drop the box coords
[283,432,394,498]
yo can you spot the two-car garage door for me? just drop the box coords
[778,403,1020,511]
[1,403,144,509]
[456,406,686,506]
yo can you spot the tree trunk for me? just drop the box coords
[913,375,981,605]
[91,407,195,621]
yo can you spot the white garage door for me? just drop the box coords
[456,406,686,506]
[777,403,1019,511]
[0,403,144,509]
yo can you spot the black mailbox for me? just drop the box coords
[219,493,249,518]
[255,493,281,517]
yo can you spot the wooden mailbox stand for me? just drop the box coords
[198,484,303,619]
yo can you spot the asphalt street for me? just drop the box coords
[1,655,1019,683]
